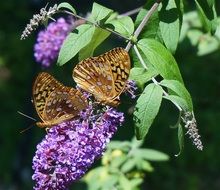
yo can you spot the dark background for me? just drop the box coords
[0,0,220,189]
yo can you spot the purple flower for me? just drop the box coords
[34,17,73,67]
[125,80,138,99]
[32,106,124,190]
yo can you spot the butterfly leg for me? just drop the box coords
[45,127,50,134]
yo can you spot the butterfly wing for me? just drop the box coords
[96,47,131,98]
[73,47,130,106]
[73,57,114,99]
[33,72,60,122]
[44,88,87,124]
[33,72,87,126]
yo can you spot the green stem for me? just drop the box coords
[61,10,130,41]
[125,1,160,51]
[133,44,183,112]
[118,7,142,17]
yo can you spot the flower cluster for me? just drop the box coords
[182,112,203,150]
[34,17,74,67]
[21,4,58,40]
[32,106,124,190]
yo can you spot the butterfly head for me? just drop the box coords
[36,121,49,128]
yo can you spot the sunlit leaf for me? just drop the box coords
[137,38,183,83]
[136,158,154,172]
[57,24,95,66]
[119,174,132,190]
[197,34,219,56]
[129,67,158,88]
[57,2,76,13]
[135,7,161,41]
[108,141,131,151]
[130,178,144,188]
[106,16,134,37]
[160,79,193,111]
[135,148,169,161]
[78,28,110,60]
[110,154,127,168]
[134,83,163,139]
[90,2,113,23]
[159,0,182,53]
[121,159,136,173]
[163,95,189,111]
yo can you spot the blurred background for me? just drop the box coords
[0,0,220,189]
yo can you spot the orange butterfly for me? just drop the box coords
[73,47,131,107]
[32,72,88,128]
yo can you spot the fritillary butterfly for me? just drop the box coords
[73,47,131,107]
[32,72,88,128]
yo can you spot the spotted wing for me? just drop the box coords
[96,47,131,97]
[73,57,113,100]
[33,72,61,121]
[43,88,87,124]
[33,72,87,124]
[73,47,130,104]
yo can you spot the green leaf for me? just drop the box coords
[175,123,184,157]
[160,79,193,111]
[137,38,183,83]
[131,137,144,148]
[129,67,158,88]
[163,95,189,111]
[110,154,127,168]
[121,159,136,173]
[106,16,134,37]
[90,2,113,23]
[131,47,149,68]
[195,0,218,33]
[175,0,184,18]
[136,159,154,172]
[102,175,119,190]
[135,149,169,161]
[83,167,105,190]
[105,12,119,22]
[84,167,119,190]
[187,29,203,46]
[159,0,182,53]
[119,174,132,190]
[135,8,159,39]
[134,83,163,139]
[57,24,95,66]
[197,34,219,56]
[57,2,76,13]
[130,178,143,188]
[108,141,131,151]
[78,28,110,60]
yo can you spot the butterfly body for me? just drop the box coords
[73,47,131,107]
[33,72,88,128]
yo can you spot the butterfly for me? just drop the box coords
[32,72,88,128]
[72,47,131,107]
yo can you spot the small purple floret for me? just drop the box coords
[34,18,73,67]
[125,80,138,99]
[32,107,124,190]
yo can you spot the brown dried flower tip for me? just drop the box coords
[182,112,203,151]
[20,4,58,40]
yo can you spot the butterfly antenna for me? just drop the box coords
[17,111,37,134]
[19,124,35,134]
[17,111,37,121]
